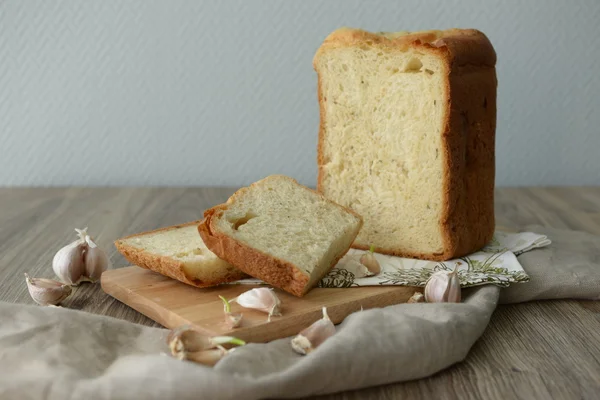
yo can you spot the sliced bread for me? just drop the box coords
[115,221,247,288]
[198,175,363,297]
[314,28,497,261]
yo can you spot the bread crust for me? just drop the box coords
[315,28,496,261]
[114,221,247,288]
[198,175,363,297]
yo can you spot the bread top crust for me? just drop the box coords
[313,28,496,68]
[208,174,364,225]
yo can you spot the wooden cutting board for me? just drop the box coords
[101,266,420,343]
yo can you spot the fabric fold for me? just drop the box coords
[0,287,499,400]
[500,225,600,303]
[1,226,599,400]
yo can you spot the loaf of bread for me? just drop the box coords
[314,28,497,261]
[114,221,247,288]
[198,175,363,297]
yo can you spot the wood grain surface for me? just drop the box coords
[101,266,418,343]
[1,187,600,399]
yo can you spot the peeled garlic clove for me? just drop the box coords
[424,265,462,303]
[291,307,336,355]
[52,228,88,285]
[360,246,381,275]
[407,292,425,303]
[233,288,282,322]
[83,236,110,282]
[25,273,72,306]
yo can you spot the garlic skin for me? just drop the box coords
[407,292,425,303]
[291,307,336,355]
[82,236,110,282]
[224,313,243,329]
[424,265,461,303]
[52,233,86,285]
[219,295,243,329]
[233,288,282,322]
[359,245,381,275]
[25,273,72,306]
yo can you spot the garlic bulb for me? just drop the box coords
[52,228,110,285]
[167,326,245,364]
[83,235,110,282]
[233,288,282,322]
[25,273,72,306]
[291,307,336,355]
[359,245,381,275]
[219,295,243,329]
[424,265,462,303]
[52,230,86,285]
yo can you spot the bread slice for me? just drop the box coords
[314,28,497,261]
[114,221,247,288]
[198,175,363,297]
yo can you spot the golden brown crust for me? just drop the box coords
[313,28,495,67]
[114,221,247,288]
[315,28,496,261]
[198,175,363,297]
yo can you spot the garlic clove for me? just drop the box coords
[219,295,243,329]
[167,326,213,358]
[25,273,72,306]
[291,307,336,355]
[83,236,110,282]
[424,265,462,303]
[342,259,373,278]
[233,288,282,322]
[359,245,381,275]
[407,292,425,303]
[444,267,461,303]
[185,347,229,366]
[52,228,88,285]
[167,326,245,360]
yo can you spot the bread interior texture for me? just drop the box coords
[317,45,446,254]
[120,225,235,281]
[213,176,361,287]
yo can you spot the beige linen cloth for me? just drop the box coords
[1,225,599,400]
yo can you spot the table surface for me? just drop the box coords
[1,187,599,399]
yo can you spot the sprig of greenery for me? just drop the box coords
[211,336,246,346]
[219,295,231,313]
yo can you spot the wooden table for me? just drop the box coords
[1,187,599,399]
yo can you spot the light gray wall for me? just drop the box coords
[2,0,599,187]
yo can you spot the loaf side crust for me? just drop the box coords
[315,28,496,261]
[198,175,363,297]
[114,221,247,288]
